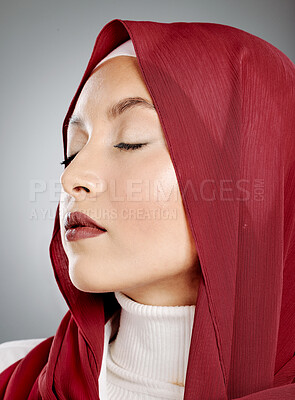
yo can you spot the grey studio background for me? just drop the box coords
[0,0,294,343]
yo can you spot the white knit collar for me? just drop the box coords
[108,291,196,389]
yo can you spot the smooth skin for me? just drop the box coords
[59,55,201,306]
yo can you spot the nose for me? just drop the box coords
[60,160,107,202]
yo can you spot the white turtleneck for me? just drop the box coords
[103,291,196,399]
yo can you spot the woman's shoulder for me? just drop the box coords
[0,338,46,373]
[0,312,119,375]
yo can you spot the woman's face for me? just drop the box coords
[60,55,201,306]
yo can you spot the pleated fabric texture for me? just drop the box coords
[0,18,294,399]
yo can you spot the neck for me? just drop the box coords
[109,291,196,386]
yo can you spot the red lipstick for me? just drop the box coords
[64,211,107,242]
[65,227,106,241]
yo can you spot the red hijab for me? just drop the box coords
[1,18,295,399]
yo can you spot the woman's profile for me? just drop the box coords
[0,18,294,399]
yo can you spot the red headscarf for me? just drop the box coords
[1,18,295,399]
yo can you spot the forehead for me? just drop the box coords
[73,56,153,115]
[83,56,143,92]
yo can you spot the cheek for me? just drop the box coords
[112,151,179,229]
[111,153,194,265]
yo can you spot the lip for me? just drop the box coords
[65,226,106,242]
[64,211,107,232]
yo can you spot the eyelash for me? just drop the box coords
[60,142,148,166]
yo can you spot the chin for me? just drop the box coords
[68,263,115,293]
[68,264,95,292]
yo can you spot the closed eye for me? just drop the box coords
[60,142,148,166]
[113,142,148,151]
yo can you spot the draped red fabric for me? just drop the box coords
[0,18,295,399]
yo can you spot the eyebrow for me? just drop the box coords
[67,96,156,130]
